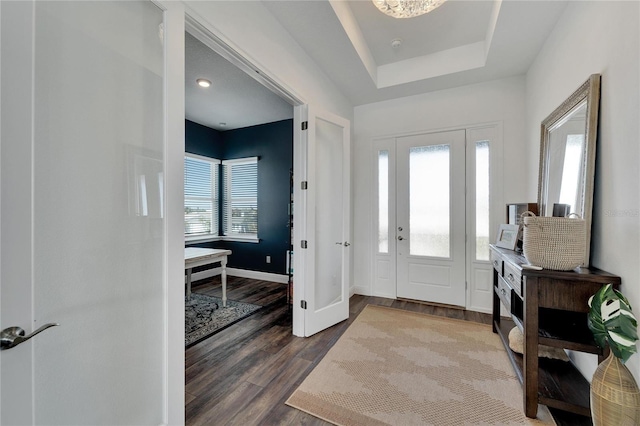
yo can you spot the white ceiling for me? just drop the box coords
[334,0,495,66]
[185,0,569,129]
[185,32,293,131]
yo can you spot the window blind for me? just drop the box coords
[222,157,258,238]
[184,154,219,236]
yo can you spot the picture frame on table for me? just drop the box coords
[495,224,520,250]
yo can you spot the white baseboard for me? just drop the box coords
[353,286,372,296]
[227,268,289,284]
[187,267,288,284]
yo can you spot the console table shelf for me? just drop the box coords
[490,245,621,419]
[494,316,592,416]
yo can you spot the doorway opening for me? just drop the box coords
[183,15,299,338]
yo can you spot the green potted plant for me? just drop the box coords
[588,283,640,425]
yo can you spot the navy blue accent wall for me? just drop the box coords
[185,119,293,276]
[185,120,224,158]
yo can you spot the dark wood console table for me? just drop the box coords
[490,245,621,418]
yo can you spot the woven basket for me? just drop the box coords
[522,211,585,270]
[591,352,640,425]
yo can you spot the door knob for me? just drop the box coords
[1,323,59,350]
[344,242,351,247]
[397,236,404,241]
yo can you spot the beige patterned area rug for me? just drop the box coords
[286,305,555,425]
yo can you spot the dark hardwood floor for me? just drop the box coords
[185,276,591,426]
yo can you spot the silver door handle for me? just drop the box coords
[1,323,59,350]
[397,236,404,241]
[344,242,351,247]
[335,242,343,245]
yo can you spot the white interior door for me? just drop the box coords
[0,2,183,424]
[300,106,350,337]
[396,130,466,306]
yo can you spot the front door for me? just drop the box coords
[373,126,499,312]
[396,130,467,306]
[1,2,183,424]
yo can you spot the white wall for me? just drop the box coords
[525,1,640,382]
[353,76,527,297]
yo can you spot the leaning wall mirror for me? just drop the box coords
[538,73,601,267]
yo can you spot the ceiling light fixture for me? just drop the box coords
[196,78,211,88]
[372,0,447,18]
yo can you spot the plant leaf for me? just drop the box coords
[588,284,638,363]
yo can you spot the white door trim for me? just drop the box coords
[159,1,186,424]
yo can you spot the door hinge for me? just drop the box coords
[465,281,468,290]
[301,300,307,309]
[301,240,308,249]
[301,181,308,190]
[301,121,308,131]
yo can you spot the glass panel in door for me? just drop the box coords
[314,117,344,310]
[475,141,490,261]
[378,150,389,253]
[409,145,450,258]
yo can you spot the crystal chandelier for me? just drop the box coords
[372,0,447,19]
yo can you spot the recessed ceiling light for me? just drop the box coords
[196,78,211,88]
[219,122,227,127]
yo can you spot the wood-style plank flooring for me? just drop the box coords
[185,276,590,426]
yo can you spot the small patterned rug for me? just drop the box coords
[185,293,262,347]
[286,305,556,425]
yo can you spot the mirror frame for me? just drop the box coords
[538,74,601,267]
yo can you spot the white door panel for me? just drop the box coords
[1,2,182,424]
[396,131,466,306]
[302,106,350,337]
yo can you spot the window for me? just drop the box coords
[378,150,389,253]
[222,157,258,239]
[184,154,219,238]
[475,140,490,260]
